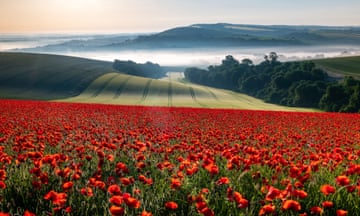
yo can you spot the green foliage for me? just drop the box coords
[319,76,360,112]
[184,53,331,109]
[184,54,360,112]
[113,60,166,79]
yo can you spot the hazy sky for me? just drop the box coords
[1,0,359,33]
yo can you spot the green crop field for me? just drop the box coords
[0,53,318,111]
[60,72,315,111]
[0,52,112,99]
[312,55,360,79]
[0,52,317,111]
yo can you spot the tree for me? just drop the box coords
[222,55,239,67]
[113,60,165,78]
[264,55,269,62]
[241,58,253,66]
[269,52,278,63]
[343,84,360,112]
[319,84,349,112]
[291,81,325,107]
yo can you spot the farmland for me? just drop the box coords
[61,72,312,111]
[0,52,112,100]
[0,52,313,111]
[0,100,359,215]
[313,56,360,79]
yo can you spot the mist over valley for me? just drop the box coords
[2,23,360,67]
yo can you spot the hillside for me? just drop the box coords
[312,56,360,79]
[60,72,313,111]
[183,54,360,112]
[18,23,360,51]
[0,52,113,99]
[0,52,313,111]
[119,25,301,48]
[133,23,360,47]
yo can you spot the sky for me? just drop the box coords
[0,0,360,33]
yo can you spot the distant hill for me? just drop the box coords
[0,52,113,99]
[124,23,360,48]
[19,23,360,51]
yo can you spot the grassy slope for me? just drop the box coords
[312,56,360,79]
[0,52,113,99]
[61,72,315,111]
[0,52,315,111]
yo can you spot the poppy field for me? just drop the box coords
[0,100,359,216]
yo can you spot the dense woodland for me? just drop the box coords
[113,59,166,78]
[184,53,360,112]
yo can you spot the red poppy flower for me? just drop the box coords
[124,196,140,209]
[0,169,6,180]
[265,186,281,201]
[62,181,73,191]
[0,181,6,189]
[282,200,301,211]
[108,184,122,195]
[322,201,334,208]
[216,177,230,185]
[336,209,348,216]
[44,190,67,206]
[165,201,178,210]
[196,201,207,211]
[293,189,308,199]
[120,177,133,186]
[94,180,106,190]
[170,178,182,189]
[109,196,123,206]
[109,206,124,216]
[320,184,336,196]
[336,175,350,186]
[204,163,219,175]
[199,207,214,216]
[237,198,249,209]
[24,210,36,216]
[259,204,276,215]
[80,187,94,197]
[136,161,146,169]
[310,206,323,215]
[140,210,152,216]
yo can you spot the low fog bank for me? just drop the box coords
[1,34,360,68]
[52,46,360,68]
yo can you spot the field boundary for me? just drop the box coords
[189,87,207,108]
[205,87,219,101]
[113,76,132,99]
[141,79,152,102]
[168,81,173,106]
[91,74,119,98]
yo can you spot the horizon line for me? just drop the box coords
[1,22,360,35]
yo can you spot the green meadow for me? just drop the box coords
[0,52,112,99]
[312,56,360,79]
[3,52,359,111]
[59,72,314,111]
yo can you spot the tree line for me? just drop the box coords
[184,53,360,112]
[113,60,166,79]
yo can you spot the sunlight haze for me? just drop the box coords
[0,0,359,33]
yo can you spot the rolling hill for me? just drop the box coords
[312,56,360,79]
[0,52,313,111]
[0,52,113,99]
[126,23,360,47]
[59,72,313,111]
[18,23,360,51]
